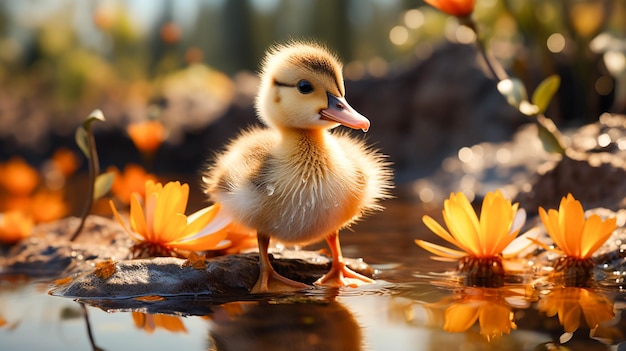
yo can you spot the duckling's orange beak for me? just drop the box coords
[321,93,370,132]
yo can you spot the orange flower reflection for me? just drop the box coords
[127,120,166,156]
[425,0,475,17]
[537,287,615,333]
[424,287,525,340]
[108,164,157,204]
[131,312,187,334]
[0,157,39,196]
[0,211,34,245]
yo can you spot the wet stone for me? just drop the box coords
[0,216,373,298]
[51,252,373,299]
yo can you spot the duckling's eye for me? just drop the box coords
[296,80,314,94]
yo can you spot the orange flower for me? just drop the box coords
[131,312,187,334]
[0,157,39,196]
[110,180,233,256]
[51,148,80,177]
[127,120,165,155]
[416,191,524,261]
[537,287,614,333]
[108,164,157,204]
[0,211,33,244]
[160,22,181,45]
[29,190,68,223]
[424,0,476,17]
[538,194,616,260]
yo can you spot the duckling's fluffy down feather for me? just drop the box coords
[203,127,392,245]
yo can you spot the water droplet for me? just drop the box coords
[266,184,275,196]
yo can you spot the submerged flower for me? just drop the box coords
[416,191,524,261]
[537,287,615,333]
[425,0,475,17]
[538,193,616,260]
[110,180,232,257]
[0,211,33,245]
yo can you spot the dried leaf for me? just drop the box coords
[94,260,116,279]
[54,277,74,286]
[135,295,165,302]
[182,251,207,270]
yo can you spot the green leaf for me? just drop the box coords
[93,172,115,200]
[75,126,90,159]
[536,115,565,154]
[531,75,560,115]
[83,109,106,129]
[497,78,528,109]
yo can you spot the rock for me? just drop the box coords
[51,251,373,299]
[1,215,132,278]
[516,113,626,214]
[0,215,374,299]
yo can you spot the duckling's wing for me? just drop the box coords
[203,127,279,199]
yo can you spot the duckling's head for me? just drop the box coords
[255,42,370,132]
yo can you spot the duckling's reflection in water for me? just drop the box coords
[208,300,362,351]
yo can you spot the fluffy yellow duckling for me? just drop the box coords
[203,42,393,293]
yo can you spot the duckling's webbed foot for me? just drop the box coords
[315,231,375,288]
[251,233,310,294]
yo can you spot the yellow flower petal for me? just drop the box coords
[153,182,188,238]
[443,193,480,254]
[415,239,467,259]
[422,215,468,251]
[109,200,142,242]
[130,193,149,241]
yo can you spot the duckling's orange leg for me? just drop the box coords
[315,231,375,287]
[251,233,310,294]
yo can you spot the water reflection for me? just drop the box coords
[421,286,531,340]
[537,287,618,338]
[208,299,361,351]
[390,279,625,349]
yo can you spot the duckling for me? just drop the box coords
[203,42,393,293]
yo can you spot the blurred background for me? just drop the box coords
[0,0,625,216]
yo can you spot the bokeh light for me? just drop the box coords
[546,33,566,53]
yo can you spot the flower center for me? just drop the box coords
[458,255,505,288]
[552,256,595,287]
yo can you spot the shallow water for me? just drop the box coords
[1,199,625,351]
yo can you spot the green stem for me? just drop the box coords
[69,126,99,242]
[459,16,507,81]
